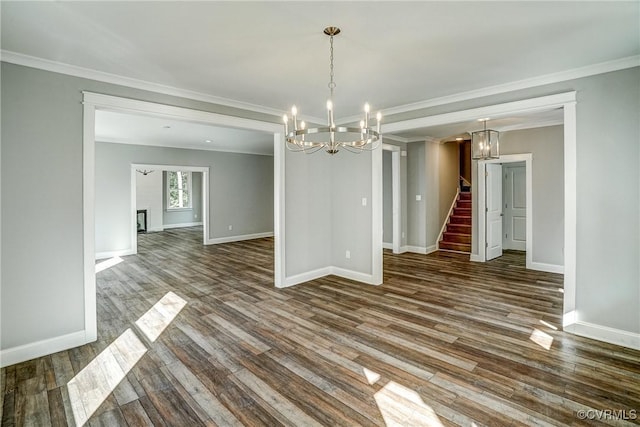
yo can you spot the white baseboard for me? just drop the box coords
[0,330,90,368]
[163,221,203,229]
[147,226,164,232]
[281,267,332,288]
[382,242,393,250]
[564,321,640,350]
[470,253,483,262]
[95,248,135,260]
[402,245,437,255]
[331,267,377,285]
[282,265,378,288]
[206,231,274,245]
[529,261,564,274]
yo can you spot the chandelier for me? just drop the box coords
[283,27,381,155]
[471,118,499,159]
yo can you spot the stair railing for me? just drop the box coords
[437,187,461,250]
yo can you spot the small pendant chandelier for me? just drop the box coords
[471,118,499,160]
[283,27,382,155]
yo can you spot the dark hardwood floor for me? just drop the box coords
[2,227,639,426]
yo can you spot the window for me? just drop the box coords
[166,171,192,210]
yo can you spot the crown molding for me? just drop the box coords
[3,50,637,127]
[1,50,289,119]
[496,117,564,133]
[340,55,640,124]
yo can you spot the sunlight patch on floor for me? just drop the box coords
[539,319,558,330]
[529,328,554,350]
[95,256,123,273]
[367,367,444,427]
[67,291,187,425]
[67,328,146,425]
[135,291,187,342]
[363,367,381,385]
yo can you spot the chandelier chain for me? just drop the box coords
[328,35,336,96]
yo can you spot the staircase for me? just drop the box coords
[439,191,472,253]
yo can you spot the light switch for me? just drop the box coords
[362,197,367,206]
[346,250,351,259]
[415,195,422,201]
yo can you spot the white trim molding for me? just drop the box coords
[564,322,640,351]
[357,55,639,122]
[282,266,378,288]
[163,222,203,229]
[96,248,136,261]
[0,330,88,368]
[2,50,291,120]
[529,262,564,274]
[206,232,274,245]
[477,153,534,269]
[402,245,438,255]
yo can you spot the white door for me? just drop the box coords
[486,163,503,260]
[503,164,526,250]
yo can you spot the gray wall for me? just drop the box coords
[331,151,373,273]
[410,67,639,335]
[407,142,426,248]
[2,59,638,358]
[284,151,331,277]
[382,151,392,244]
[500,126,564,266]
[438,142,460,232]
[96,142,273,254]
[1,60,279,352]
[162,171,203,226]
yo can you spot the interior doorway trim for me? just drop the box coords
[476,154,533,269]
[379,91,577,335]
[130,164,210,254]
[82,91,282,342]
[382,143,402,254]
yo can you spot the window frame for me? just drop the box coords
[166,170,193,211]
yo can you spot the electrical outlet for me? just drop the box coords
[415,195,422,201]
[228,225,233,231]
[362,197,367,207]
[194,213,198,219]
[345,250,351,259]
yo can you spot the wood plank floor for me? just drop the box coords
[2,226,639,426]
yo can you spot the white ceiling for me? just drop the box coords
[2,1,638,149]
[95,110,274,155]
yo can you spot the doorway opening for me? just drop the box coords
[382,143,401,254]
[131,164,209,255]
[476,154,532,266]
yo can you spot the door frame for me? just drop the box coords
[382,143,402,254]
[477,154,533,267]
[502,162,527,251]
[382,91,576,329]
[131,164,210,254]
[83,92,282,342]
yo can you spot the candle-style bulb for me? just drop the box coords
[360,120,365,129]
[376,112,382,121]
[292,105,298,116]
[283,114,288,123]
[300,121,306,130]
[326,100,333,111]
[364,103,370,113]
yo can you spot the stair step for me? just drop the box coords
[442,232,471,244]
[449,215,472,225]
[446,224,471,234]
[453,207,471,216]
[459,192,472,201]
[457,200,472,209]
[439,241,471,252]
